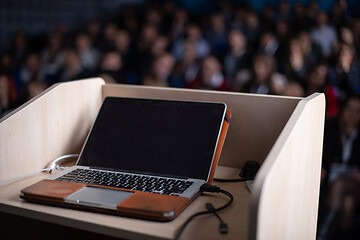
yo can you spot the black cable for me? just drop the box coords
[213,177,254,182]
[174,185,233,240]
[206,202,228,234]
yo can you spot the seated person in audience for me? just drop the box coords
[329,43,360,100]
[170,8,188,42]
[114,30,138,84]
[24,79,47,100]
[9,30,27,67]
[0,74,16,117]
[242,10,261,52]
[41,32,65,85]
[258,31,283,64]
[298,29,323,71]
[172,23,210,62]
[235,54,287,95]
[53,48,91,83]
[173,39,201,86]
[186,55,230,91]
[86,19,102,49]
[223,28,252,89]
[150,35,170,59]
[75,32,100,73]
[15,78,48,107]
[135,23,160,80]
[13,52,42,93]
[275,19,290,44]
[142,53,182,88]
[310,11,338,58]
[99,21,118,52]
[114,29,132,62]
[97,50,123,84]
[305,62,339,118]
[282,36,310,83]
[338,25,356,48]
[318,94,360,240]
[205,13,228,60]
[282,81,305,97]
[0,51,14,76]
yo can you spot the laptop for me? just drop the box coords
[20,97,231,221]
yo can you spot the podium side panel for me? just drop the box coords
[250,93,325,240]
[0,78,104,182]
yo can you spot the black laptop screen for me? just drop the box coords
[77,97,226,180]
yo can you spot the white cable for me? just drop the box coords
[0,168,51,186]
[48,154,79,173]
[0,154,79,186]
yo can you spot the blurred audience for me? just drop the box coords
[0,0,359,121]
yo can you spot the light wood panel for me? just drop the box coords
[103,84,301,168]
[0,78,104,182]
[250,93,325,240]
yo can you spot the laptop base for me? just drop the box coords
[21,179,192,221]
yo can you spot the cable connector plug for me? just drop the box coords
[200,184,221,193]
[205,202,215,211]
[206,202,228,234]
[219,222,228,234]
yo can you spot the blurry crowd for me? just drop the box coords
[0,0,359,239]
[0,0,359,118]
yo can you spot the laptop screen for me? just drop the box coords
[77,97,226,180]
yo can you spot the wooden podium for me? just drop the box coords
[0,78,325,239]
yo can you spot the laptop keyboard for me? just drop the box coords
[56,169,194,196]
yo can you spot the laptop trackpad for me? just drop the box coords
[65,186,133,210]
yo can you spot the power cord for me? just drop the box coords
[175,184,233,240]
[0,154,79,185]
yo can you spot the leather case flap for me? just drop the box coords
[21,179,86,203]
[117,191,190,221]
